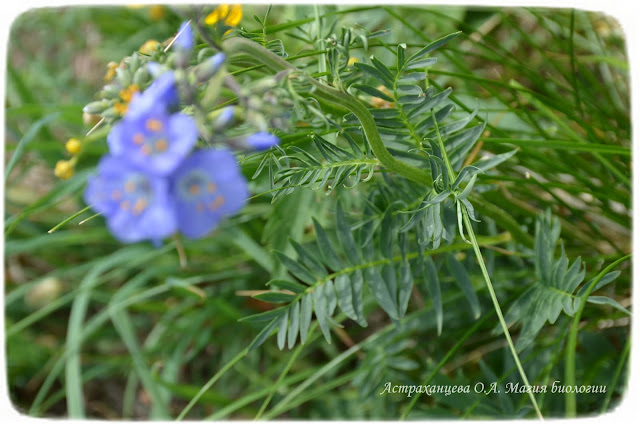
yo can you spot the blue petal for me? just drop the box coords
[247,132,280,151]
[174,21,194,51]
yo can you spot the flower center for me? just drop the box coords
[178,170,225,213]
[114,173,154,215]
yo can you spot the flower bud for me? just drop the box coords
[133,66,150,87]
[247,132,280,151]
[194,53,226,82]
[25,277,63,309]
[83,112,101,127]
[54,160,74,179]
[65,138,82,155]
[211,106,235,130]
[83,100,109,114]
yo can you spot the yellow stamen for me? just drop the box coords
[208,195,225,212]
[141,145,152,156]
[120,200,131,211]
[119,84,139,103]
[155,139,168,152]
[133,198,148,215]
[146,118,163,132]
[207,182,217,193]
[133,133,145,145]
[124,181,136,193]
[189,184,201,195]
[347,57,359,66]
[114,102,128,115]
[111,190,122,200]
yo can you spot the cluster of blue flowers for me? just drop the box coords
[84,22,279,244]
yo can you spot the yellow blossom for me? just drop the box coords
[65,138,82,155]
[139,39,160,55]
[105,61,119,81]
[205,4,243,27]
[114,102,129,116]
[54,160,74,180]
[120,84,139,102]
[347,57,359,66]
[149,5,165,21]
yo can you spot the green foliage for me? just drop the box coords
[501,210,628,350]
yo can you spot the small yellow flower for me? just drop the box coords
[139,39,160,55]
[205,4,242,27]
[54,160,74,180]
[114,102,129,116]
[65,138,82,155]
[119,84,139,103]
[149,5,165,21]
[347,57,359,66]
[105,61,119,81]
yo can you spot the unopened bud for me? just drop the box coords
[83,100,109,114]
[195,53,226,82]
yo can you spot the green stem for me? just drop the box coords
[222,37,431,187]
[431,107,543,419]
[176,347,248,420]
[463,210,543,420]
[564,254,631,417]
[600,336,630,413]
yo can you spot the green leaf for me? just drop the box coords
[248,317,280,351]
[406,31,461,64]
[275,251,317,285]
[352,84,394,102]
[288,301,300,349]
[586,296,630,315]
[353,62,393,87]
[312,285,332,343]
[423,256,443,335]
[336,202,361,264]
[277,309,289,350]
[446,254,481,319]
[312,218,343,270]
[472,149,519,172]
[366,267,399,321]
[267,279,307,294]
[253,292,297,303]
[299,293,313,344]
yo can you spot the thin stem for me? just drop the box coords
[564,254,631,417]
[431,105,543,419]
[463,210,543,420]
[600,337,630,413]
[176,347,248,420]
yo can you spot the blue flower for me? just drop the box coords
[247,132,280,151]
[83,155,177,244]
[169,150,248,239]
[108,101,198,176]
[127,72,179,119]
[174,21,194,51]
